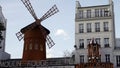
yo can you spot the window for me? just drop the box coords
[25,44,28,51]
[87,10,91,18]
[105,54,110,62]
[79,39,84,49]
[104,38,109,47]
[98,55,101,62]
[40,45,43,51]
[100,9,103,17]
[72,55,75,61]
[79,24,84,33]
[79,10,83,19]
[87,39,91,45]
[95,38,101,45]
[80,55,84,63]
[87,23,92,32]
[95,22,100,32]
[35,43,38,50]
[104,22,109,31]
[116,55,120,67]
[104,8,109,17]
[95,9,99,17]
[29,43,32,50]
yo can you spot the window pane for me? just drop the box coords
[79,24,84,33]
[79,10,83,19]
[104,38,109,47]
[105,54,110,62]
[29,43,32,50]
[104,22,109,31]
[87,10,91,18]
[87,39,91,45]
[95,9,99,17]
[95,38,101,45]
[87,23,92,32]
[100,9,103,17]
[35,43,38,50]
[80,55,84,63]
[117,56,120,67]
[95,22,100,32]
[104,8,109,17]
[79,39,84,49]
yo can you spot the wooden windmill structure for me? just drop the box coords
[16,0,59,61]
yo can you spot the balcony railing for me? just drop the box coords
[75,12,111,20]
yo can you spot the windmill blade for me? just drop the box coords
[20,22,37,34]
[40,4,59,22]
[21,0,38,20]
[16,22,37,41]
[46,35,55,49]
[38,25,55,49]
[16,31,24,41]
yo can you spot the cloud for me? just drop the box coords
[46,49,54,58]
[47,53,53,58]
[55,29,70,40]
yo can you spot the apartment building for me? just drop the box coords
[74,0,120,68]
[0,5,10,60]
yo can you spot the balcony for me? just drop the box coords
[75,12,112,21]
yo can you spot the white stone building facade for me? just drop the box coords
[74,0,120,68]
[0,5,10,60]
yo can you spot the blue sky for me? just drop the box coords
[0,0,120,58]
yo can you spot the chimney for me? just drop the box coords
[109,0,112,4]
[76,0,81,8]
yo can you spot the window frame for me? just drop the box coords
[104,22,109,31]
[104,38,110,47]
[105,54,110,62]
[87,10,91,18]
[95,9,99,17]
[95,38,101,45]
[116,55,120,67]
[95,22,100,32]
[79,39,84,49]
[79,10,84,19]
[80,55,84,63]
[79,24,84,33]
[87,23,92,32]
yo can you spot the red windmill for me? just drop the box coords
[16,0,59,61]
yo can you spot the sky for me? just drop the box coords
[0,0,120,59]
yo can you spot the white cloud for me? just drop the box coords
[55,29,70,40]
[47,53,53,58]
[46,49,54,58]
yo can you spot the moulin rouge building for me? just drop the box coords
[0,0,120,68]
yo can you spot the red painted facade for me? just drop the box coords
[75,39,113,68]
[22,26,49,62]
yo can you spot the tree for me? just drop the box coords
[63,50,72,57]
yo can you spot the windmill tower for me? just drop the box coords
[16,0,59,61]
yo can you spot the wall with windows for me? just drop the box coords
[75,19,114,48]
[115,38,120,47]
[75,5,112,20]
[113,38,120,68]
[75,0,115,65]
[0,5,7,52]
[0,5,10,60]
